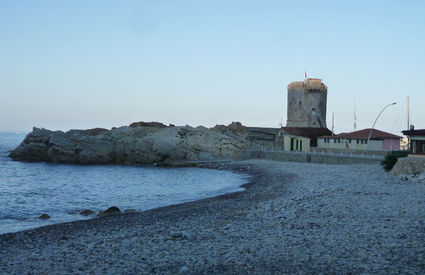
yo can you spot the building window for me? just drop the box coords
[365,140,368,144]
[349,139,352,143]
[357,140,359,144]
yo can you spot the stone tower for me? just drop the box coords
[286,78,327,128]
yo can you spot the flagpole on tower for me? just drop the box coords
[304,70,307,79]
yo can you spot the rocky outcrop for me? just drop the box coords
[212,122,248,137]
[129,121,168,128]
[9,122,256,164]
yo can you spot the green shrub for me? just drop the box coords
[381,150,409,171]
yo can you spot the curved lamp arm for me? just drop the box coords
[367,102,396,145]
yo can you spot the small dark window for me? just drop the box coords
[299,101,302,106]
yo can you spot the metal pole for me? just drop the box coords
[367,102,397,148]
[407,95,410,130]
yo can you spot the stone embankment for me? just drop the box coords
[9,122,257,164]
[1,160,424,274]
[390,156,425,183]
[391,156,425,176]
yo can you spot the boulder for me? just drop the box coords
[79,209,96,216]
[39,214,50,220]
[97,206,121,217]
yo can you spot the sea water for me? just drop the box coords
[0,132,248,234]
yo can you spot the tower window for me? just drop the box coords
[299,101,302,106]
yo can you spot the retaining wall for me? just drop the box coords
[234,151,381,165]
[390,157,425,176]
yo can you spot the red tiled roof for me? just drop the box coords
[281,127,332,139]
[319,128,402,140]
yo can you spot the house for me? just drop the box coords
[276,131,310,152]
[317,128,401,152]
[246,126,331,152]
[402,128,425,156]
[280,127,332,147]
[246,127,280,149]
[273,127,332,152]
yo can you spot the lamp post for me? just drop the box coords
[367,102,397,147]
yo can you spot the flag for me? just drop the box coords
[304,71,307,78]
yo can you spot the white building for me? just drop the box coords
[317,128,401,152]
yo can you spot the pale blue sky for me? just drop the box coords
[1,1,424,135]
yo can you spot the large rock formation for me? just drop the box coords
[9,122,256,164]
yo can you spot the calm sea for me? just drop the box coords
[0,132,248,234]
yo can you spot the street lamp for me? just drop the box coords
[366,102,397,146]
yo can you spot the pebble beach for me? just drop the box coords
[1,159,425,274]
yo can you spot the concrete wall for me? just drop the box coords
[311,147,388,156]
[234,151,381,165]
[286,79,327,128]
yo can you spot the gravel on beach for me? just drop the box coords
[1,159,425,274]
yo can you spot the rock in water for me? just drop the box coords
[39,214,50,220]
[9,122,255,164]
[79,209,96,216]
[97,206,121,217]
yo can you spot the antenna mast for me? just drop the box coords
[407,95,410,130]
[354,95,357,131]
[332,112,335,135]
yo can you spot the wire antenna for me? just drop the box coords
[353,95,357,131]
